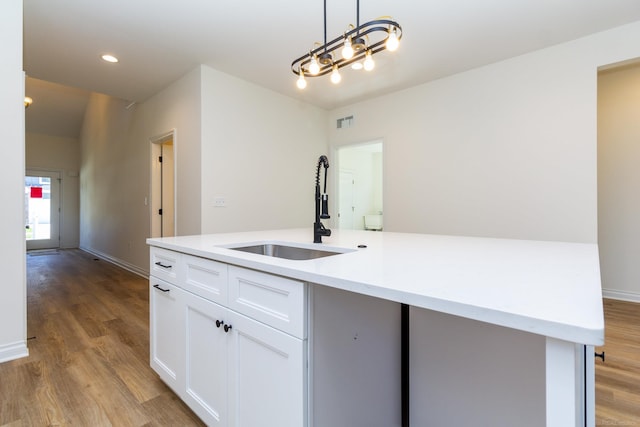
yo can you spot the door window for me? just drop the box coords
[25,171,60,250]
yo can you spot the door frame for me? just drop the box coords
[25,168,61,250]
[333,139,384,231]
[150,129,177,238]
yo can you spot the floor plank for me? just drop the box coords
[595,298,640,425]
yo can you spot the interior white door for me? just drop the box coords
[25,170,60,250]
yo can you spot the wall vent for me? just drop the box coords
[337,115,354,129]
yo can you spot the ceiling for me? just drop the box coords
[23,0,640,139]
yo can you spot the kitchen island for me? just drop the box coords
[147,228,603,427]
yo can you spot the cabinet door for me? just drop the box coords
[227,311,306,427]
[184,291,229,427]
[150,277,185,394]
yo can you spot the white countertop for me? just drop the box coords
[147,228,604,346]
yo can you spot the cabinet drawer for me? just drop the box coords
[183,254,228,305]
[228,266,306,339]
[150,247,182,284]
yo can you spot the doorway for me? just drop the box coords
[150,130,176,238]
[597,58,640,424]
[597,60,640,301]
[336,141,383,230]
[25,169,61,250]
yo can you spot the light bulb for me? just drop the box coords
[309,55,320,75]
[351,62,363,70]
[342,38,354,60]
[386,28,399,51]
[330,65,341,84]
[364,51,375,71]
[297,71,307,89]
[101,54,119,63]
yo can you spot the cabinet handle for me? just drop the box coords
[595,351,605,362]
[216,320,224,328]
[153,284,170,293]
[224,324,233,333]
[154,261,172,269]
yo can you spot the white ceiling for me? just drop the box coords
[23,0,640,138]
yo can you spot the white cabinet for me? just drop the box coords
[228,265,306,339]
[183,253,228,305]
[183,290,228,426]
[150,247,182,283]
[149,277,185,394]
[149,247,307,427]
[227,310,305,427]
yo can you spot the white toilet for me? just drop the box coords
[364,214,383,231]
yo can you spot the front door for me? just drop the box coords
[25,170,60,250]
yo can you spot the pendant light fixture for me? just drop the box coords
[291,0,402,89]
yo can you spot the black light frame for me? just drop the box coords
[291,0,402,78]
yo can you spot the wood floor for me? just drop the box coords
[1,249,639,426]
[595,298,640,425]
[0,249,205,427]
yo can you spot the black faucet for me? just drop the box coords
[314,155,331,243]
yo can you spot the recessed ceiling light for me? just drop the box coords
[101,54,119,63]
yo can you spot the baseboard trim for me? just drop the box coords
[0,341,29,364]
[602,288,640,303]
[79,246,149,279]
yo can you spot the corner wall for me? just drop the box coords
[0,0,27,363]
[79,67,202,275]
[200,66,328,234]
[330,21,640,244]
[78,64,328,275]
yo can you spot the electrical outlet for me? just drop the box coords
[214,197,226,207]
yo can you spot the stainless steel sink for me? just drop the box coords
[223,242,353,260]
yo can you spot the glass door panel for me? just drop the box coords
[25,170,60,250]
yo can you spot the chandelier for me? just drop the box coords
[291,0,402,89]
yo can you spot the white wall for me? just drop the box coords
[200,65,328,234]
[26,132,80,248]
[138,67,202,238]
[76,21,640,273]
[79,93,142,272]
[598,63,640,301]
[0,0,27,363]
[78,65,327,273]
[330,21,640,244]
[79,67,202,275]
